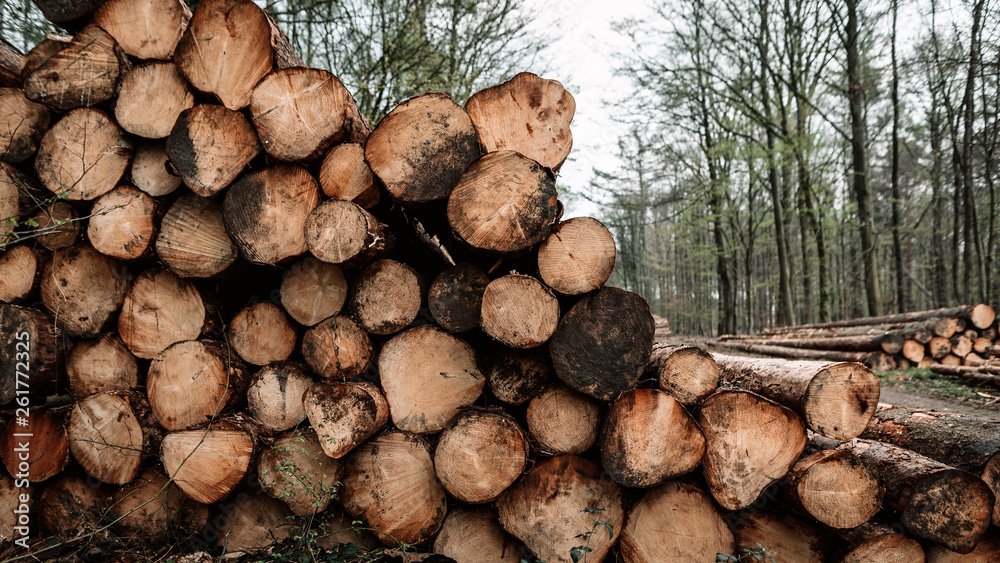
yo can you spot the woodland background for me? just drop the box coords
[2,0,997,337]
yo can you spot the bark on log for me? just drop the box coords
[318,142,379,208]
[245,361,313,433]
[482,346,552,405]
[720,334,900,353]
[715,355,879,439]
[0,304,62,403]
[92,0,190,59]
[766,304,996,332]
[620,481,735,563]
[982,454,1000,527]
[167,104,260,197]
[160,421,256,504]
[698,390,807,511]
[115,62,194,139]
[0,40,24,88]
[30,0,106,25]
[428,263,489,334]
[0,409,68,482]
[66,332,138,397]
[365,93,480,204]
[23,25,125,110]
[599,388,704,488]
[302,381,388,459]
[465,72,575,172]
[496,454,623,563]
[40,244,129,337]
[340,431,448,546]
[304,199,393,266]
[68,391,145,484]
[480,274,559,348]
[257,428,341,516]
[643,344,719,405]
[300,314,372,380]
[156,193,238,278]
[88,185,157,259]
[223,164,319,265]
[0,246,40,303]
[378,325,484,433]
[525,383,601,455]
[733,511,826,563]
[783,448,882,529]
[0,162,31,245]
[432,506,522,563]
[147,339,247,431]
[448,150,559,254]
[536,216,615,295]
[279,258,347,327]
[38,474,107,538]
[707,339,875,364]
[32,200,79,251]
[433,409,529,504]
[347,259,421,335]
[35,108,131,200]
[549,286,654,401]
[0,87,50,163]
[834,522,926,563]
[810,435,994,553]
[110,469,209,545]
[131,141,182,197]
[228,302,296,366]
[118,268,206,360]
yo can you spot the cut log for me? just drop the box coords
[304,199,393,266]
[0,162,30,245]
[318,142,379,208]
[448,150,558,254]
[433,506,523,563]
[32,200,79,250]
[23,25,125,110]
[766,304,997,332]
[982,454,1000,527]
[525,383,601,455]
[301,314,372,380]
[0,472,29,544]
[0,304,61,402]
[41,244,129,337]
[964,352,985,365]
[974,337,993,354]
[38,474,107,538]
[257,428,341,515]
[619,481,735,563]
[173,0,275,110]
[66,332,138,398]
[428,263,489,334]
[379,325,484,433]
[35,108,131,201]
[0,246,41,303]
[160,422,255,503]
[279,258,347,326]
[714,356,879,440]
[68,392,144,484]
[928,363,1000,387]
[0,409,69,482]
[110,469,209,545]
[860,404,1000,471]
[951,334,973,358]
[932,317,962,338]
[496,454,624,563]
[246,361,313,433]
[811,436,995,553]
[465,72,575,171]
[733,511,826,563]
[347,259,421,335]
[131,141,182,197]
[880,332,905,354]
[228,302,296,366]
[223,164,319,265]
[30,0,106,25]
[92,0,190,60]
[365,93,480,204]
[834,522,926,563]
[480,274,559,348]
[88,185,156,259]
[340,431,448,546]
[302,381,388,459]
[925,532,1000,562]
[708,339,881,363]
[643,344,719,405]
[0,87,50,163]
[783,448,882,529]
[549,286,654,401]
[250,68,362,161]
[156,193,238,278]
[147,339,247,430]
[721,334,900,353]
[902,339,926,363]
[210,488,294,552]
[600,387,706,488]
[115,62,195,138]
[940,354,962,366]
[929,337,952,359]
[314,507,379,551]
[118,268,205,359]
[482,346,552,405]
[698,390,807,510]
[166,104,260,197]
[433,410,529,504]
[536,216,615,295]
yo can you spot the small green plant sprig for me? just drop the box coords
[569,507,614,563]
[717,543,776,562]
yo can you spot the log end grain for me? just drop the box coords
[803,362,880,440]
[537,216,615,295]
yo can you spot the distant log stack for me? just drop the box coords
[4,2,1000,561]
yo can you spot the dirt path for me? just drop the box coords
[877,383,1000,418]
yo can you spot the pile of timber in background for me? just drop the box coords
[707,303,1000,375]
[0,0,998,561]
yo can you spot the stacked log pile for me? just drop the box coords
[0,1,998,562]
[708,304,1000,373]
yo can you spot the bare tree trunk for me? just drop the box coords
[890,0,905,313]
[961,0,987,302]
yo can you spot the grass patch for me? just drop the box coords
[878,368,985,400]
